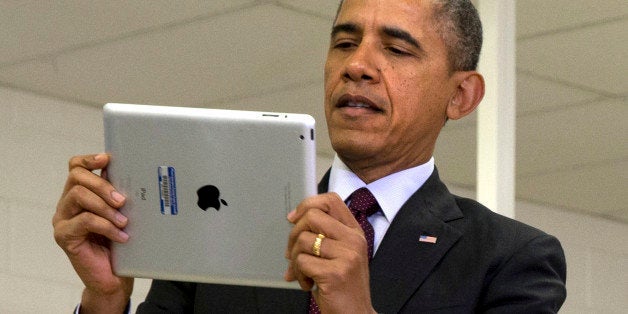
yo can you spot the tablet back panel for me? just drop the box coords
[104,103,316,289]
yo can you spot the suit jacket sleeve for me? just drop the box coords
[137,280,309,313]
[478,233,567,313]
[137,280,196,313]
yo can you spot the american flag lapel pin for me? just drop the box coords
[419,234,437,244]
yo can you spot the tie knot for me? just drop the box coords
[348,187,379,217]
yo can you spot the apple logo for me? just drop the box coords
[196,185,228,211]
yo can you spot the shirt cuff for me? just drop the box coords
[74,300,131,314]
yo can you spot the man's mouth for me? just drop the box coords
[346,102,370,108]
[336,94,383,112]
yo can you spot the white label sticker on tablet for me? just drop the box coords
[158,166,178,215]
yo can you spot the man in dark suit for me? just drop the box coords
[135,168,566,313]
[53,0,566,313]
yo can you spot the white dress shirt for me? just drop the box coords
[327,155,435,255]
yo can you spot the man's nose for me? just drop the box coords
[343,43,380,83]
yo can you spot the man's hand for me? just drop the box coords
[285,193,376,314]
[52,154,133,313]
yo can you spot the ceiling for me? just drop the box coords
[1,0,626,223]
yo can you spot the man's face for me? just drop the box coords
[324,0,459,177]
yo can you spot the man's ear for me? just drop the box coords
[446,71,485,120]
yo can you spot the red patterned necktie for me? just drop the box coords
[309,187,380,314]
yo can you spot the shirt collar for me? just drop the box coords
[328,155,435,223]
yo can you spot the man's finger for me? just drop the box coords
[286,209,345,259]
[55,184,127,228]
[55,211,129,251]
[62,164,126,210]
[68,153,109,172]
[288,193,360,228]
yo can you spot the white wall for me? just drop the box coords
[1,86,626,313]
[0,86,152,313]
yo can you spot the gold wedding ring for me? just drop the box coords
[312,233,325,257]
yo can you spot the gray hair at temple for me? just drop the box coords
[333,0,483,72]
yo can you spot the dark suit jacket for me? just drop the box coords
[138,168,566,313]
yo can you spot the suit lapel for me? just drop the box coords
[369,168,464,313]
[317,169,331,194]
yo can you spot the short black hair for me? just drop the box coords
[431,0,483,71]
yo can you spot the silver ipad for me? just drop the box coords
[104,103,316,289]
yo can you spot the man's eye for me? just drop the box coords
[334,41,356,49]
[387,46,410,56]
